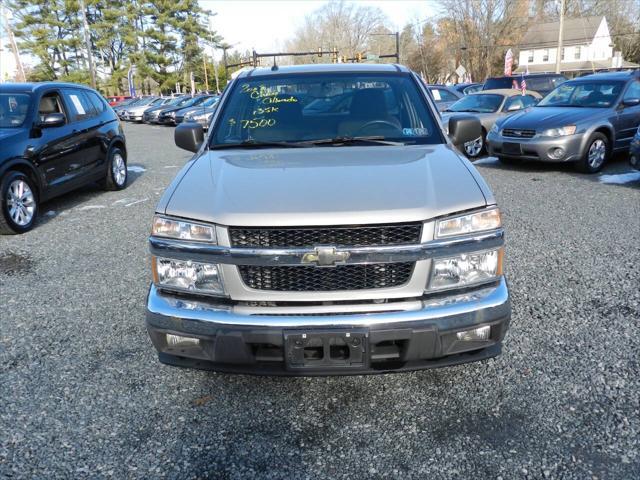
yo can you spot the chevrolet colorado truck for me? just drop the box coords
[146,64,510,375]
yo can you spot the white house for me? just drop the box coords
[515,16,638,74]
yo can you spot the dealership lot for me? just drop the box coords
[1,123,639,478]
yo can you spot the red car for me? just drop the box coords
[106,95,132,107]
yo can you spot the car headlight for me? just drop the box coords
[428,248,503,291]
[151,216,216,243]
[541,125,576,137]
[435,208,501,238]
[152,257,225,296]
[192,112,213,122]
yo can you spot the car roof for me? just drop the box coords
[0,82,97,93]
[235,63,409,79]
[572,70,639,81]
[487,73,565,80]
[476,88,542,97]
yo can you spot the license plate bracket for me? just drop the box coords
[503,142,522,155]
[284,329,368,370]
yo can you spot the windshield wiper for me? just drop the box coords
[211,139,311,149]
[300,136,405,146]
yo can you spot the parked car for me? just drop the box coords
[182,103,218,130]
[174,96,219,124]
[452,83,483,95]
[483,73,567,97]
[113,97,140,118]
[142,97,186,124]
[630,125,640,170]
[146,63,510,376]
[0,82,127,234]
[123,96,166,122]
[156,95,213,125]
[146,96,196,124]
[426,85,462,112]
[441,89,542,158]
[106,95,132,107]
[487,71,640,173]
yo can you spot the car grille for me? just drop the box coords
[502,128,536,138]
[238,263,415,292]
[229,223,422,248]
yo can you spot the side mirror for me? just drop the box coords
[175,123,204,153]
[506,103,522,112]
[448,114,482,150]
[39,113,65,128]
[622,98,640,107]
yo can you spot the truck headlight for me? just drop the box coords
[428,248,503,291]
[541,125,576,137]
[152,216,216,243]
[435,208,501,238]
[153,257,225,296]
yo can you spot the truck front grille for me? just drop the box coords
[229,223,422,248]
[238,263,414,292]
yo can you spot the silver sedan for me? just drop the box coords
[441,89,542,158]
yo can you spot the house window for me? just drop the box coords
[574,46,581,59]
[528,51,534,63]
[543,49,549,62]
[561,48,565,61]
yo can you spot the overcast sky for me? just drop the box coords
[200,0,439,57]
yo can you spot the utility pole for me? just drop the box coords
[395,31,400,63]
[555,0,566,74]
[78,0,97,88]
[203,54,209,91]
[1,3,26,82]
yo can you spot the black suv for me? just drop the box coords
[0,82,127,234]
[483,73,567,97]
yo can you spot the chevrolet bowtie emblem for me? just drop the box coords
[302,247,350,267]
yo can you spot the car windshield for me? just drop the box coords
[0,93,31,128]
[211,72,440,146]
[538,81,624,108]
[137,97,157,105]
[202,96,219,107]
[446,94,504,113]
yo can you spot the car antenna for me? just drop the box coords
[271,56,278,71]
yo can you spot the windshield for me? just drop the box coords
[538,81,624,108]
[211,72,440,146]
[202,96,219,107]
[0,93,31,128]
[137,97,157,105]
[446,94,504,113]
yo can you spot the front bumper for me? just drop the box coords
[146,278,511,376]
[487,131,584,162]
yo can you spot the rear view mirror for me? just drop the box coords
[175,123,204,153]
[448,114,482,150]
[39,113,65,128]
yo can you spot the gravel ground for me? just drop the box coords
[1,123,639,479]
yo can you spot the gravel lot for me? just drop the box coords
[1,122,639,479]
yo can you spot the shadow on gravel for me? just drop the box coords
[0,251,34,276]
[33,168,147,228]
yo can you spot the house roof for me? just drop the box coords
[514,59,639,74]
[520,16,605,49]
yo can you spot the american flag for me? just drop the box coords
[520,73,527,96]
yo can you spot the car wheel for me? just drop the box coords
[102,147,128,191]
[464,131,486,159]
[0,171,39,235]
[575,133,608,173]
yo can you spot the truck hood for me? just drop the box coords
[163,145,488,227]
[501,106,605,129]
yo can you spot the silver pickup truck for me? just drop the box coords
[146,64,510,375]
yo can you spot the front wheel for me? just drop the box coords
[0,171,39,235]
[102,147,128,191]
[464,132,486,159]
[575,133,609,173]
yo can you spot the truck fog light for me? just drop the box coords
[456,325,491,341]
[152,256,225,295]
[549,147,565,159]
[166,333,200,347]
[428,248,503,291]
